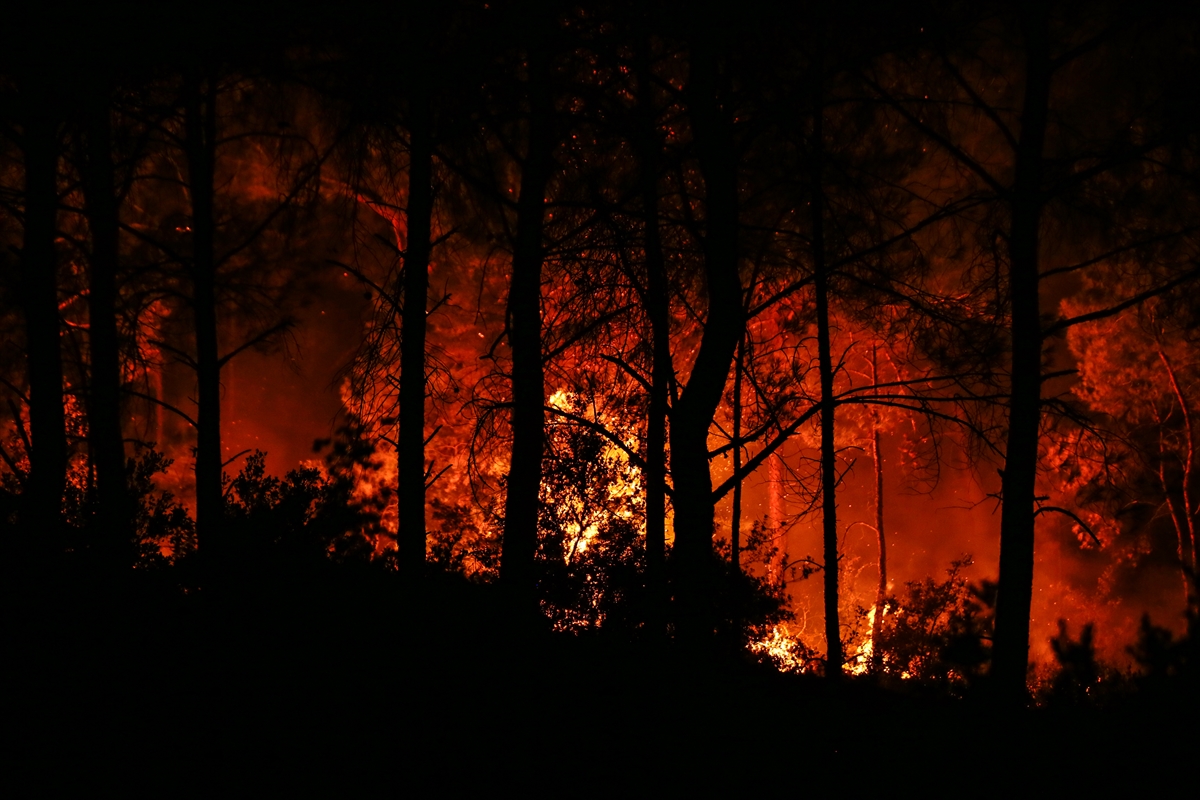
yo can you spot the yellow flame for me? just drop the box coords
[544,388,644,563]
[749,625,809,674]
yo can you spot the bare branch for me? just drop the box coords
[425,463,452,490]
[124,389,198,429]
[1034,504,1101,547]
[222,449,253,469]
[217,318,295,369]
[1044,265,1200,338]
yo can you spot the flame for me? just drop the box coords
[749,625,811,674]
[544,388,644,564]
[848,604,879,676]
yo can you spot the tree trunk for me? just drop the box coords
[670,39,744,643]
[993,8,1051,704]
[635,44,671,635]
[643,194,671,635]
[18,111,67,536]
[81,98,129,561]
[870,346,887,673]
[1157,428,1192,608]
[730,334,745,641]
[397,86,433,580]
[810,71,843,678]
[768,455,784,587]
[499,48,554,614]
[183,72,223,566]
[731,335,744,572]
[1158,348,1197,582]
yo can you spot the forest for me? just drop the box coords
[2,0,1199,787]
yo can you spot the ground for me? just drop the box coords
[3,564,1194,794]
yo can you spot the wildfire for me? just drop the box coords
[544,389,645,564]
[1,5,1194,703]
[849,605,879,676]
[749,625,813,674]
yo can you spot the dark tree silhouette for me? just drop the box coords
[669,28,747,643]
[12,79,67,538]
[180,68,223,564]
[633,33,674,635]
[498,25,558,614]
[808,45,845,676]
[870,2,1200,701]
[78,84,130,558]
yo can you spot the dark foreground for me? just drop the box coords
[4,564,1195,794]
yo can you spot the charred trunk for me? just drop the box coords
[634,36,672,635]
[183,72,223,566]
[18,111,67,536]
[993,9,1051,704]
[636,73,671,635]
[643,198,671,635]
[810,75,843,678]
[670,40,744,643]
[81,99,129,560]
[499,49,554,613]
[397,86,433,579]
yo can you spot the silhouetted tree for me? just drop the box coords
[668,26,747,643]
[497,16,558,614]
[1065,291,1200,609]
[179,67,223,564]
[77,81,131,559]
[871,2,1200,701]
[5,65,68,540]
[632,30,674,635]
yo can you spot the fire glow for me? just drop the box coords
[2,3,1198,704]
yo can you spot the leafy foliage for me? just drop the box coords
[874,557,993,690]
[428,496,500,578]
[1128,592,1200,694]
[535,401,647,632]
[223,423,387,565]
[127,447,195,566]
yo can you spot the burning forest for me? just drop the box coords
[3,1,1199,788]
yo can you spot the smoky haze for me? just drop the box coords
[2,0,1198,690]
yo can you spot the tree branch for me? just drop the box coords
[1044,265,1200,338]
[124,389,198,429]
